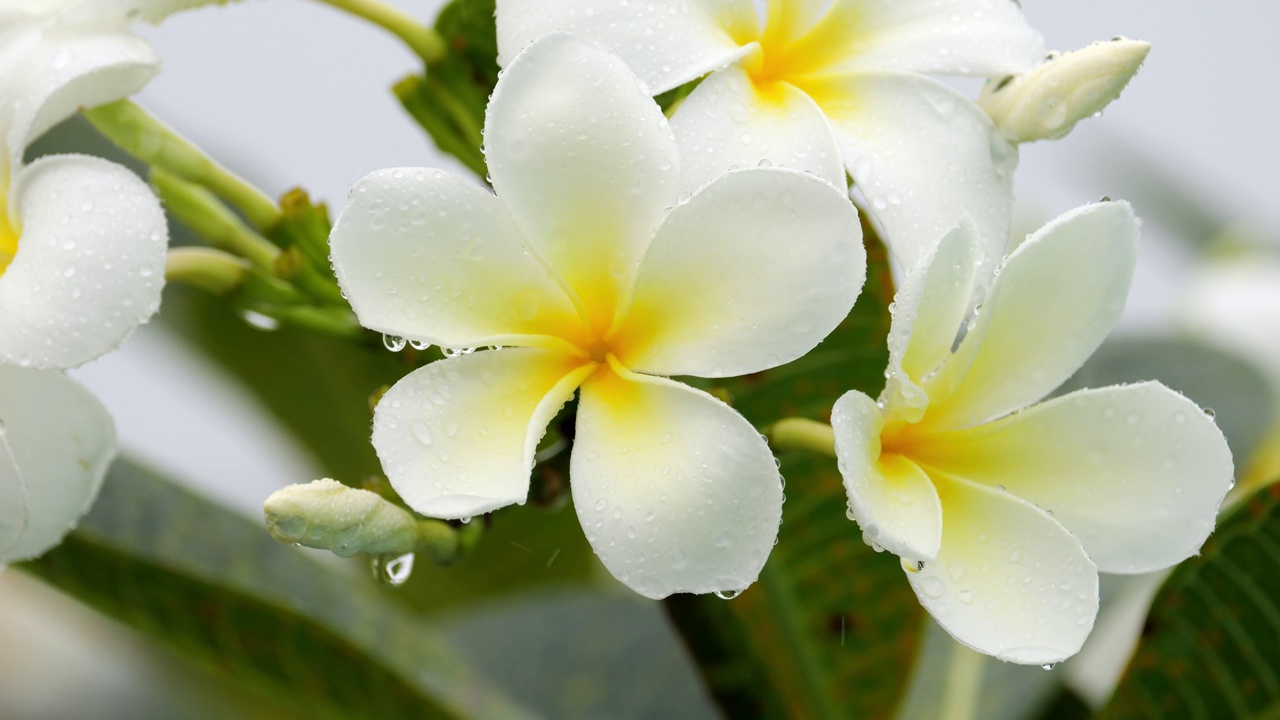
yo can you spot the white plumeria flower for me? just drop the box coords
[329,35,867,599]
[498,0,1044,285]
[830,202,1233,664]
[0,0,205,368]
[0,365,115,565]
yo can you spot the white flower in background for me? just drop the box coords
[0,0,223,563]
[0,0,192,368]
[831,202,1233,664]
[0,365,114,564]
[498,0,1043,285]
[329,35,866,599]
[980,38,1151,144]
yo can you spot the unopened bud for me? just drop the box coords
[980,38,1151,143]
[264,479,419,558]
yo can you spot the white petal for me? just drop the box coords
[0,155,166,369]
[915,383,1234,574]
[0,366,115,563]
[820,0,1044,76]
[925,202,1140,430]
[802,71,1017,284]
[882,222,980,423]
[670,66,845,191]
[329,168,583,351]
[832,390,941,562]
[613,167,864,378]
[0,28,157,172]
[572,369,783,599]
[60,0,230,26]
[496,0,757,93]
[372,348,591,520]
[484,34,681,333]
[911,475,1098,665]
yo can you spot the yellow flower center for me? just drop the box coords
[738,3,869,108]
[0,198,19,276]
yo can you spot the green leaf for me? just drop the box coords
[396,0,498,178]
[667,231,925,719]
[21,459,538,720]
[1100,484,1280,719]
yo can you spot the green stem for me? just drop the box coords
[940,641,983,720]
[151,169,281,272]
[769,418,836,457]
[165,247,249,295]
[84,100,281,230]
[314,0,446,64]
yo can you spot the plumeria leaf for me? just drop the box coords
[668,230,924,718]
[1100,484,1280,718]
[394,0,498,179]
[20,458,538,720]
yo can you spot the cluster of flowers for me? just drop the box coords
[1,0,1235,666]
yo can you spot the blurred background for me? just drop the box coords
[2,1,1277,717]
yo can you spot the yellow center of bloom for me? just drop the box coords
[738,2,868,106]
[0,197,19,276]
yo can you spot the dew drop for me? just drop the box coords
[382,334,407,352]
[372,553,415,587]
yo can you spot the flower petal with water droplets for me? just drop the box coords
[329,168,583,351]
[914,382,1234,574]
[613,167,863,378]
[819,0,1044,76]
[0,154,166,369]
[832,390,942,562]
[910,474,1098,665]
[0,366,114,563]
[801,70,1016,286]
[485,34,684,334]
[670,65,845,191]
[924,202,1140,430]
[881,222,981,423]
[571,368,783,599]
[496,0,758,94]
[0,28,157,173]
[372,348,592,520]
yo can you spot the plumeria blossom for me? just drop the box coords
[0,0,196,368]
[0,365,115,565]
[498,0,1043,285]
[329,35,866,599]
[831,202,1233,664]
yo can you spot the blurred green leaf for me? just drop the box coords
[667,231,925,719]
[396,0,498,178]
[21,459,538,720]
[1058,336,1274,468]
[1100,484,1280,718]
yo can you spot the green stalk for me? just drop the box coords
[85,100,281,230]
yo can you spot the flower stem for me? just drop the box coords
[768,418,836,457]
[941,641,984,720]
[314,0,446,64]
[84,100,281,230]
[151,168,281,271]
[165,247,249,295]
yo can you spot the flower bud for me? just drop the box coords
[980,39,1151,143]
[264,479,419,558]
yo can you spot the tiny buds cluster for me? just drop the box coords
[980,39,1152,143]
